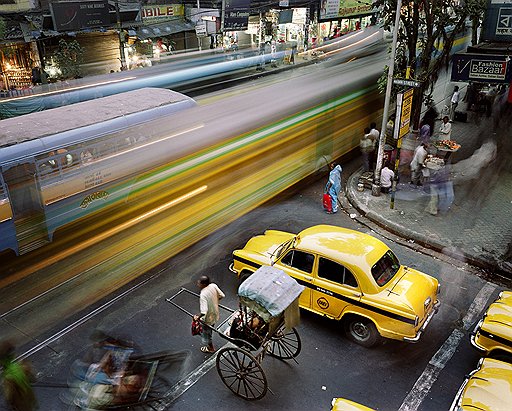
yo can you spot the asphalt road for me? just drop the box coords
[14,156,509,411]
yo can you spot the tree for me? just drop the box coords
[52,39,85,80]
[375,0,487,127]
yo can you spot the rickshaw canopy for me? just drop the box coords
[238,266,304,324]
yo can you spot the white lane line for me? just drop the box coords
[158,343,231,410]
[398,282,497,411]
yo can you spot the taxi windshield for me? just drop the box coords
[272,237,296,263]
[371,250,401,286]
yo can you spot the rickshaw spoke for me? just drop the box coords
[216,347,268,400]
[268,327,301,360]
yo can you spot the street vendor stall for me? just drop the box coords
[432,140,461,160]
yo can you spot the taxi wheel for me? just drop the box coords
[239,270,253,285]
[344,317,382,348]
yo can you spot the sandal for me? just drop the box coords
[200,346,215,353]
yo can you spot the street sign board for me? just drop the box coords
[451,53,512,83]
[393,79,421,88]
[50,1,110,32]
[496,7,512,35]
[393,88,414,140]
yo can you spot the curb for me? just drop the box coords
[345,170,511,278]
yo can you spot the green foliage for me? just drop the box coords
[0,17,5,41]
[373,0,486,125]
[52,39,85,80]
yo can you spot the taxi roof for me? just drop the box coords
[295,225,390,270]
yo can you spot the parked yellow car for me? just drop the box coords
[331,398,375,410]
[230,225,440,347]
[471,291,512,361]
[449,357,512,411]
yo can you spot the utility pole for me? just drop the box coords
[196,0,202,51]
[372,0,402,196]
[115,0,127,70]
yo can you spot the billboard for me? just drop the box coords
[224,0,250,31]
[482,0,512,41]
[50,1,110,32]
[451,53,512,83]
[320,0,373,20]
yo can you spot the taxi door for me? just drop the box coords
[275,249,314,309]
[311,257,361,319]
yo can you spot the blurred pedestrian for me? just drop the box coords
[425,164,454,215]
[450,86,460,121]
[0,341,37,411]
[194,275,225,353]
[369,122,380,169]
[439,116,452,140]
[419,119,431,144]
[380,162,394,193]
[325,162,343,213]
[423,105,438,137]
[410,143,428,186]
[360,127,374,172]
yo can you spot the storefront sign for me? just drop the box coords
[451,53,511,83]
[224,0,250,31]
[141,5,184,21]
[50,1,110,31]
[482,0,512,41]
[195,21,207,37]
[320,0,373,20]
[394,88,414,139]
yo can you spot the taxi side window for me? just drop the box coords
[318,257,358,288]
[280,250,314,273]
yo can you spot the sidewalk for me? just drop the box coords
[346,97,512,277]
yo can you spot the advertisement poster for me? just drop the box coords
[224,0,251,30]
[320,0,373,20]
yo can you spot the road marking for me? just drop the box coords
[158,344,231,409]
[398,282,497,411]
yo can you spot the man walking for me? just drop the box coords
[194,275,225,353]
[410,143,428,186]
[450,86,460,122]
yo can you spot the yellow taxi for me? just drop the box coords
[471,291,512,361]
[331,398,375,410]
[449,357,512,411]
[230,225,440,347]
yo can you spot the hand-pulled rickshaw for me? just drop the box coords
[167,265,305,400]
[65,335,189,410]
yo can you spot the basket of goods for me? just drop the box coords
[434,140,461,151]
[425,156,445,170]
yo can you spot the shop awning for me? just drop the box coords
[136,20,195,39]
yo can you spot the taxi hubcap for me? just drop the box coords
[352,322,370,340]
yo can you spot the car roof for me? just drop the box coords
[295,225,390,269]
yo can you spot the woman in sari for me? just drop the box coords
[325,162,343,214]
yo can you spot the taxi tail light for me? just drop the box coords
[437,283,441,295]
[414,316,419,327]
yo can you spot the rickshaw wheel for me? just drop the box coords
[216,347,268,400]
[267,327,301,359]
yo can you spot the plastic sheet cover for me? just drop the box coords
[238,265,304,322]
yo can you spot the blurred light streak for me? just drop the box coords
[0,185,207,289]
[0,77,137,103]
[323,31,381,57]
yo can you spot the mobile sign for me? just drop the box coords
[394,88,414,140]
[452,53,511,83]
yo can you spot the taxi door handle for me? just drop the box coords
[303,276,313,282]
[352,293,361,298]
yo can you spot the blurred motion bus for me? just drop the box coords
[0,88,197,254]
[0,32,386,257]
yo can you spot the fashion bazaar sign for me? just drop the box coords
[320,0,373,20]
[452,53,511,83]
